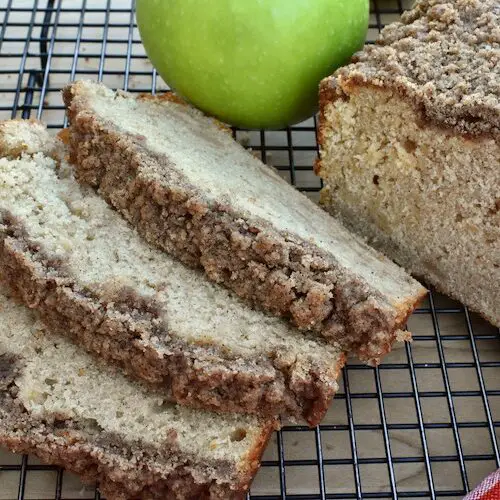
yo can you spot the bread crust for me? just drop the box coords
[63,82,426,366]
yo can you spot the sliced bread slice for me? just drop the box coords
[0,287,274,500]
[0,119,344,426]
[63,80,427,364]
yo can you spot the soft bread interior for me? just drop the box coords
[319,86,500,325]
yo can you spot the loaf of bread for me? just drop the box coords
[317,0,499,326]
[63,80,426,364]
[0,287,273,500]
[0,119,345,425]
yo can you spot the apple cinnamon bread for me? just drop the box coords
[0,119,345,426]
[317,0,499,326]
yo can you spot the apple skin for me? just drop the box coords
[136,0,368,129]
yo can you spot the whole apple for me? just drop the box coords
[136,0,368,129]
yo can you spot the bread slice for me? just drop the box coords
[0,287,274,500]
[0,119,345,426]
[62,80,426,364]
[316,0,499,326]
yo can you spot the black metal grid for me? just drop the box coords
[0,1,499,499]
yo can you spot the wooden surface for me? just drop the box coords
[0,0,498,498]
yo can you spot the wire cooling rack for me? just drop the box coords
[0,0,499,498]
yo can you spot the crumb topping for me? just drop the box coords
[334,0,500,136]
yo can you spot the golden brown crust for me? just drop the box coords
[318,75,499,147]
[138,91,188,106]
[315,77,344,175]
[57,127,70,145]
[237,420,278,490]
[393,289,428,328]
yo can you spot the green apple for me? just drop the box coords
[136,0,368,129]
